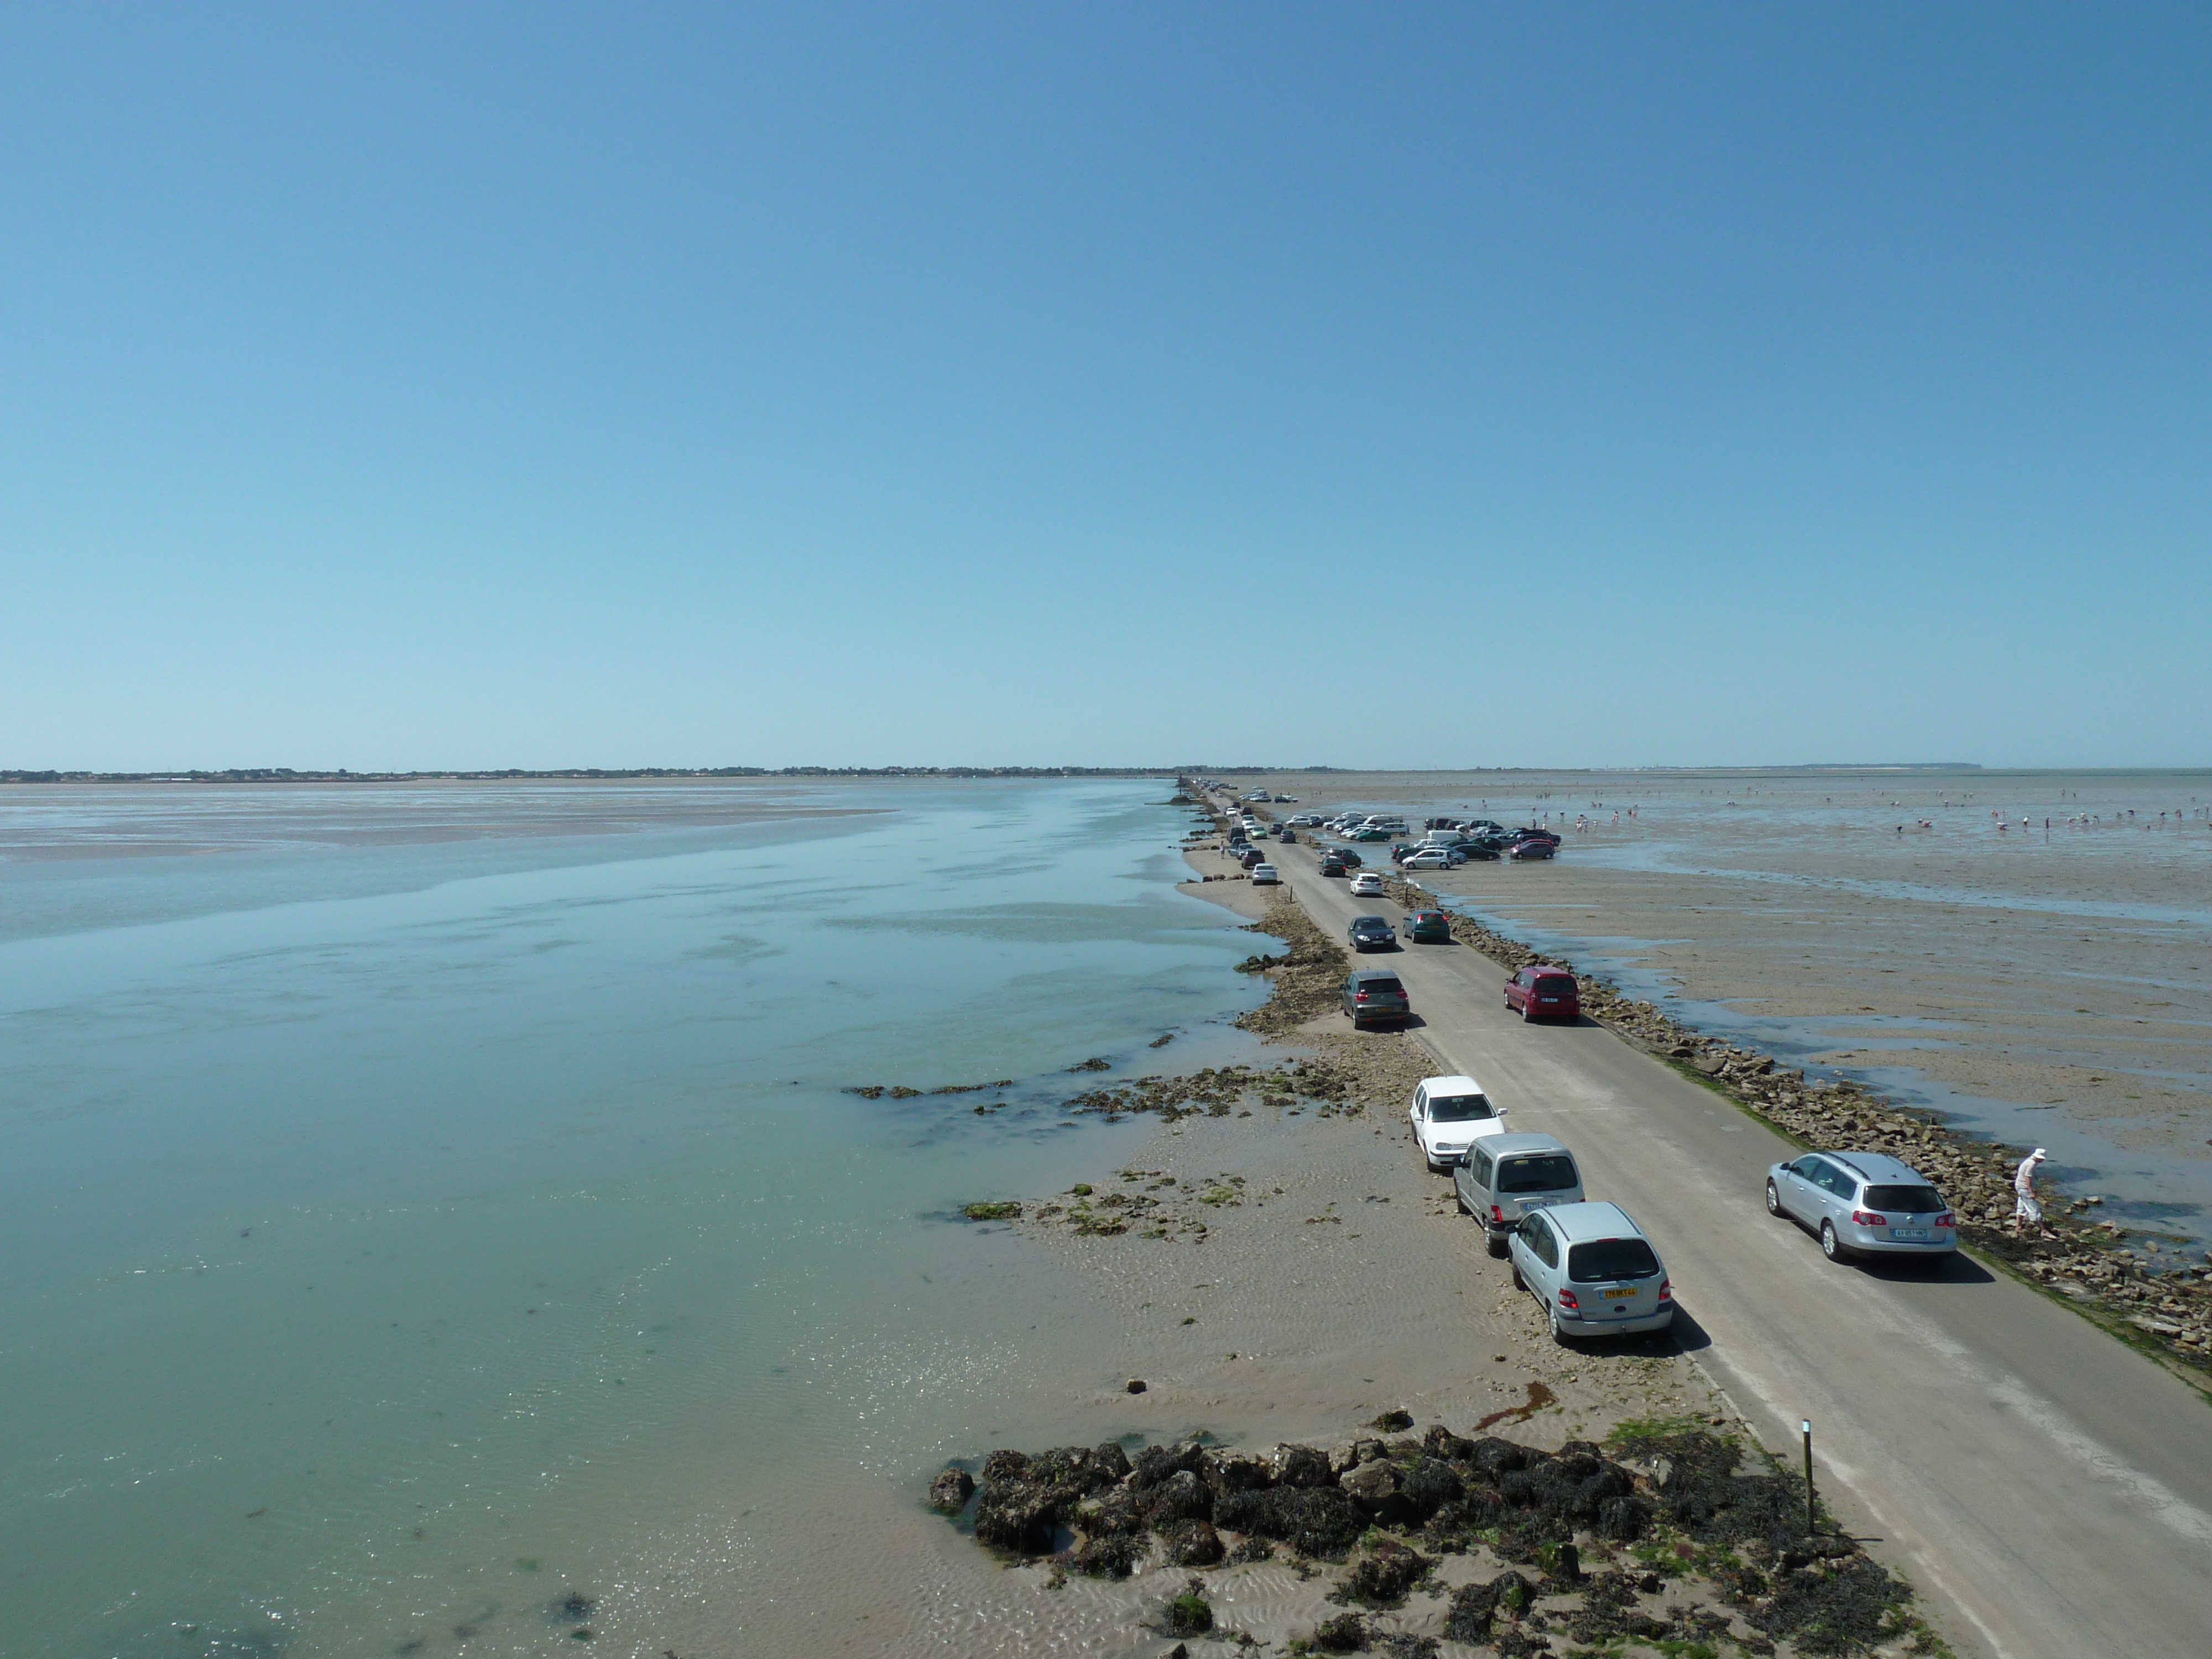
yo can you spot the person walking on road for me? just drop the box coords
[2013,1148,2056,1239]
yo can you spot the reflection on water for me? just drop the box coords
[0,779,1265,1657]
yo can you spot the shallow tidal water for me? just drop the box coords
[0,779,1266,1658]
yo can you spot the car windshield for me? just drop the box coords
[1498,1154,1577,1193]
[1535,977,1576,995]
[1568,1238,1661,1282]
[1357,978,1404,995]
[1428,1094,1494,1122]
[1354,916,1389,928]
[1863,1185,1945,1213]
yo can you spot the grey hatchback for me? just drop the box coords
[1341,969,1410,1027]
[1766,1151,1957,1262]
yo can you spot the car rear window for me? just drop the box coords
[1498,1154,1577,1193]
[1535,977,1577,995]
[1863,1185,1945,1213]
[1428,1094,1494,1122]
[1568,1238,1661,1282]
[1357,978,1405,995]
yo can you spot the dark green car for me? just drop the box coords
[1401,909,1453,943]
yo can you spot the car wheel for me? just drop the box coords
[1820,1219,1849,1262]
[1765,1180,1783,1217]
[1485,1231,1507,1258]
[1520,1001,1532,1022]
[1550,1306,1574,1347]
[1455,1188,1470,1215]
[1510,1260,1526,1292]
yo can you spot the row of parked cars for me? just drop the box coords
[1212,787,1965,1350]
[1406,1065,1961,1345]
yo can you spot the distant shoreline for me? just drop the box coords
[0,765,1180,785]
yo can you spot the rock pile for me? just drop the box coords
[1384,872,2212,1373]
[941,1421,1930,1656]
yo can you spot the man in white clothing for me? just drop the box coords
[2013,1148,2054,1239]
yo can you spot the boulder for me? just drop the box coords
[1161,1519,1225,1566]
[1274,1444,1335,1489]
[926,1468,975,1513]
[1146,1468,1214,1524]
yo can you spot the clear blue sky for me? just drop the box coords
[4,4,2206,770]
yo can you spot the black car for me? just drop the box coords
[1333,847,1364,868]
[1319,855,1348,877]
[1458,844,1502,861]
[1348,915,1396,952]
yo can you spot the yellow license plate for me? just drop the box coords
[1603,1287,1636,1300]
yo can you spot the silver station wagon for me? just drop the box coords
[1454,1132,1583,1258]
[1765,1150,1957,1262]
[1510,1200,1674,1344]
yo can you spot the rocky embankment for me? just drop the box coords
[1377,870,2212,1376]
[933,1416,1935,1657]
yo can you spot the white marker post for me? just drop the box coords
[1802,1420,1817,1537]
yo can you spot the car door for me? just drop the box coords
[1805,1159,1850,1224]
[1410,1084,1430,1154]
[1778,1155,1822,1220]
[1457,1145,1493,1217]
[1507,971,1530,1013]
[1516,1212,1558,1305]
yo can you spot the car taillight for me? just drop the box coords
[1557,1289,1578,1310]
[1354,992,1369,1002]
[1490,1206,1506,1225]
[1657,1279,1672,1301]
[1934,1213,1955,1229]
[1853,1210,1888,1227]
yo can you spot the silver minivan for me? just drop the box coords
[1510,1200,1674,1344]
[1453,1132,1584,1257]
[1766,1151,1957,1261]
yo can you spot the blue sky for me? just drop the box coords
[3,4,2206,770]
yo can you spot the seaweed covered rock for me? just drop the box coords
[1464,1436,1536,1479]
[1132,1441,1212,1490]
[926,1467,974,1514]
[1423,1424,1477,1462]
[1333,1547,1431,1607]
[972,1443,1126,1552]
[1164,1578,1214,1636]
[1310,1611,1370,1652]
[1213,1486,1366,1558]
[1273,1443,1334,1489]
[1442,1571,1537,1643]
[1160,1519,1225,1567]
[1145,1468,1214,1524]
[1212,1451,1274,1493]
[1400,1457,1464,1521]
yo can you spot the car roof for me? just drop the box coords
[1538,1201,1648,1244]
[1419,1073,1486,1095]
[1820,1150,1930,1184]
[1483,1133,1573,1157]
[1347,966,1403,982]
[1352,914,1390,924]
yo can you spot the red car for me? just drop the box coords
[1504,966,1580,1021]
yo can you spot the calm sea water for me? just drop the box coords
[0,780,1262,1658]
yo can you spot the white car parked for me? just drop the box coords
[1348,870,1385,896]
[1250,863,1280,885]
[1408,1074,1509,1171]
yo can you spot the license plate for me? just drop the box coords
[1891,1228,1931,1240]
[1603,1287,1636,1300]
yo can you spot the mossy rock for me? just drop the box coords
[963,1202,1022,1221]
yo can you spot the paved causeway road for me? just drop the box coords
[1230,812,2212,1659]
